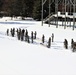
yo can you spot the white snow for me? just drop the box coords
[0,17,76,75]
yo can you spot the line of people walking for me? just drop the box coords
[6,28,37,43]
[7,28,76,51]
[6,28,54,48]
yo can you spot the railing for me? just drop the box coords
[43,13,54,22]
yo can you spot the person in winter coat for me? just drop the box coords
[34,31,37,39]
[42,34,45,43]
[71,39,74,48]
[6,29,9,36]
[25,29,28,41]
[31,31,34,43]
[47,37,51,48]
[51,33,54,42]
[64,39,68,49]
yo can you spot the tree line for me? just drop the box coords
[0,0,75,20]
[0,0,56,20]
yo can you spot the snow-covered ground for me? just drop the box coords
[0,17,76,75]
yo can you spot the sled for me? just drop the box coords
[40,43,47,47]
[40,43,50,48]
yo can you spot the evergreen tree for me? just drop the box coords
[33,0,49,20]
[0,0,3,11]
[24,0,34,17]
[0,0,63,20]
[0,0,3,16]
[33,0,42,20]
[13,0,23,16]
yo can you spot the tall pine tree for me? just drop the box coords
[33,0,42,20]
[0,0,3,11]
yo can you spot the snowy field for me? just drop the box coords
[0,17,76,75]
